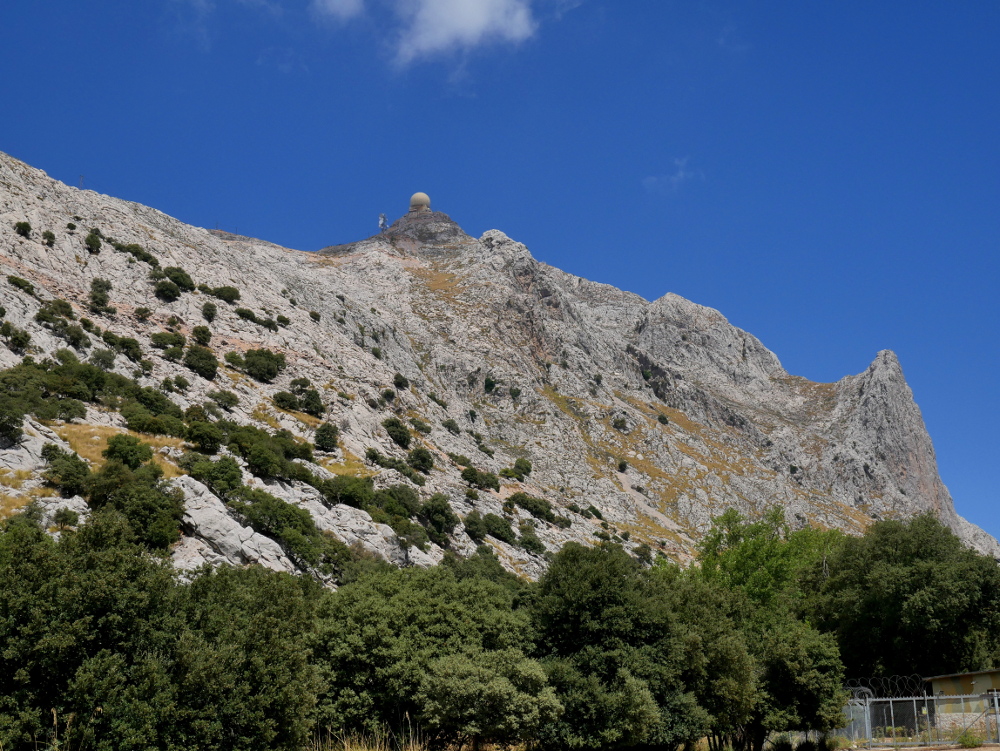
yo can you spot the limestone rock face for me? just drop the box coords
[1,149,996,576]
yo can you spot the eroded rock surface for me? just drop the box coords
[1,149,995,576]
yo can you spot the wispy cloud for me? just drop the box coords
[310,0,364,23]
[310,0,539,64]
[167,0,217,50]
[642,158,703,195]
[393,0,536,65]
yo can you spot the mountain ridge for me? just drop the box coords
[2,150,996,575]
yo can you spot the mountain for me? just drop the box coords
[2,150,996,578]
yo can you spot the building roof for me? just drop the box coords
[923,668,1000,681]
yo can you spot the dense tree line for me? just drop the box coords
[3,497,999,751]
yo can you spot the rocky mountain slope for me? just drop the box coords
[1,150,996,578]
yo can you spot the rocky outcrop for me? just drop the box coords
[2,149,995,574]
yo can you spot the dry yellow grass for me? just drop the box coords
[53,424,185,478]
[0,492,31,520]
[252,404,282,430]
[319,448,376,478]
[0,468,32,490]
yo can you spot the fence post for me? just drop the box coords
[890,697,897,746]
[992,693,1000,743]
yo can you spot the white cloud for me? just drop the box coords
[311,0,365,23]
[295,0,525,64]
[643,158,702,194]
[394,0,537,64]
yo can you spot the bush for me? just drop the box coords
[116,337,143,362]
[187,421,224,454]
[484,512,516,544]
[484,376,496,393]
[90,348,116,370]
[429,392,448,408]
[52,507,79,528]
[409,417,432,434]
[42,230,55,247]
[84,231,102,253]
[244,348,286,383]
[309,310,321,322]
[393,372,410,390]
[207,390,239,411]
[202,301,217,322]
[618,459,628,472]
[163,266,195,292]
[299,389,324,417]
[508,491,556,523]
[0,401,24,445]
[224,351,245,369]
[407,447,434,474]
[277,315,290,327]
[442,418,460,435]
[957,731,983,749]
[113,241,159,266]
[315,422,339,452]
[192,325,211,345]
[14,221,31,238]
[371,346,382,359]
[154,280,181,302]
[420,493,459,547]
[658,414,669,425]
[103,434,154,469]
[135,307,152,321]
[509,386,522,398]
[365,448,426,487]
[162,345,183,362]
[274,391,300,411]
[209,286,241,303]
[461,466,500,492]
[501,457,532,481]
[183,345,218,380]
[7,275,35,296]
[382,417,411,449]
[518,522,546,554]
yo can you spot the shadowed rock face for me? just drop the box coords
[1,149,996,579]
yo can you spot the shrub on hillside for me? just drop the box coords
[382,417,411,449]
[154,280,181,302]
[183,345,218,380]
[314,422,339,452]
[243,348,286,383]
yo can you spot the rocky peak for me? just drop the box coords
[1,149,996,579]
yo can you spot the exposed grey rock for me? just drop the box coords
[1,148,995,577]
[172,476,296,573]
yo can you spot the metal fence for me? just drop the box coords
[831,692,1000,747]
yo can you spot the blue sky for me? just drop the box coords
[3,1,998,541]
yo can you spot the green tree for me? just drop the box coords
[312,565,535,740]
[183,345,218,380]
[154,279,181,301]
[532,543,707,750]
[192,325,212,345]
[244,348,286,383]
[407,446,434,474]
[188,421,224,454]
[102,433,154,469]
[314,422,339,452]
[809,514,1000,678]
[416,648,563,750]
[382,417,411,449]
